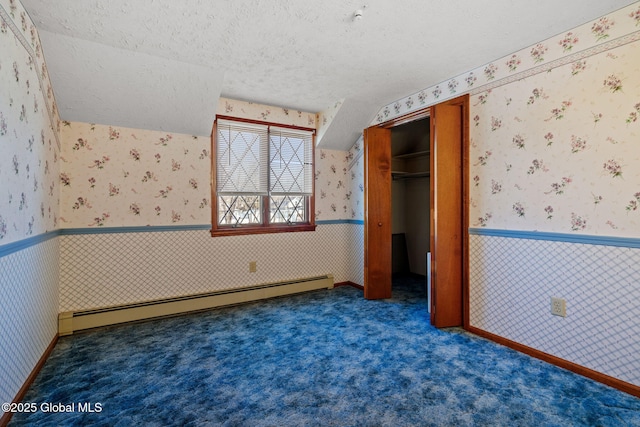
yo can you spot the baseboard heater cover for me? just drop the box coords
[59,275,334,335]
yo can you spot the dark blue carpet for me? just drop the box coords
[9,276,640,426]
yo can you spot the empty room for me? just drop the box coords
[1,0,640,425]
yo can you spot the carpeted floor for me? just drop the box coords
[9,276,640,426]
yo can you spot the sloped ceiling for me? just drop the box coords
[21,0,636,149]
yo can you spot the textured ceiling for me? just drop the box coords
[21,0,636,149]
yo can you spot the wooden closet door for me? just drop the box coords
[364,126,392,299]
[430,103,463,326]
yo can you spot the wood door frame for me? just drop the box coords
[364,95,469,327]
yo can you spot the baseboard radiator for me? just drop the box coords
[59,275,334,335]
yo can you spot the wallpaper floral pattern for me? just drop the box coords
[347,137,365,221]
[361,2,640,238]
[315,148,353,221]
[59,122,211,227]
[373,3,640,125]
[60,98,352,228]
[0,0,60,245]
[470,38,640,237]
[315,135,365,222]
[0,0,61,411]
[316,99,344,145]
[217,97,317,129]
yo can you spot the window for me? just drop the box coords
[211,116,315,236]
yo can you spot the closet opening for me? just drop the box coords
[364,94,468,326]
[391,117,430,302]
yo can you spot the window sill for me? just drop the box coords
[210,224,316,237]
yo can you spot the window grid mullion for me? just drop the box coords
[213,116,314,234]
[271,195,288,223]
[238,196,253,225]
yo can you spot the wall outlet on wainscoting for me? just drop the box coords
[249,261,257,273]
[550,297,566,317]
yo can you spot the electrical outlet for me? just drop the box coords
[550,297,566,317]
[249,261,257,273]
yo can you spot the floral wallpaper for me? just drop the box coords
[315,136,365,222]
[347,136,365,221]
[464,15,640,386]
[60,99,352,228]
[316,99,344,145]
[217,97,317,129]
[315,148,353,221]
[470,38,640,237]
[0,0,60,245]
[0,0,61,411]
[359,2,640,238]
[59,122,211,227]
[373,3,640,125]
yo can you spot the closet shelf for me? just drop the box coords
[392,172,430,180]
[392,150,430,159]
